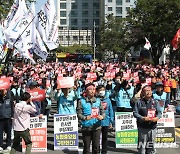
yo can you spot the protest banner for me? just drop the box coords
[0,77,11,90]
[123,72,130,80]
[54,114,78,151]
[57,77,74,89]
[28,88,46,101]
[87,72,97,81]
[155,112,176,148]
[22,116,47,152]
[115,112,138,148]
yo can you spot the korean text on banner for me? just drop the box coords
[115,112,138,148]
[57,77,74,88]
[155,112,176,148]
[28,88,46,101]
[54,114,79,151]
[0,77,11,90]
[22,116,47,152]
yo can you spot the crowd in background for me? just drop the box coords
[0,61,180,154]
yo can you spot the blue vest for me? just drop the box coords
[80,98,101,127]
[153,91,167,112]
[116,86,134,108]
[58,91,76,115]
[100,97,114,126]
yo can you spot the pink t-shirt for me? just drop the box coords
[13,101,37,131]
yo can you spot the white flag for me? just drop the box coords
[31,29,48,60]
[4,0,34,48]
[35,0,59,50]
[144,37,151,50]
[4,0,20,28]
[0,25,5,45]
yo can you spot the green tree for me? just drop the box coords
[125,0,180,64]
[99,14,127,59]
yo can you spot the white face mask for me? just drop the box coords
[99,91,105,97]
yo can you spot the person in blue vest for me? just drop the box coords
[11,79,23,103]
[58,88,77,115]
[76,83,105,154]
[115,80,135,112]
[96,85,114,154]
[133,85,162,154]
[152,82,168,113]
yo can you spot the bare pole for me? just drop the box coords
[93,21,96,61]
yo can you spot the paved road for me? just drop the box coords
[14,101,180,154]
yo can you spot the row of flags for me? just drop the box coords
[0,0,59,63]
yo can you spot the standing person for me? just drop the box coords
[170,75,177,103]
[58,88,77,115]
[163,74,172,105]
[115,80,135,112]
[10,92,37,154]
[0,89,14,153]
[153,82,168,112]
[76,83,105,154]
[133,85,162,154]
[96,85,114,154]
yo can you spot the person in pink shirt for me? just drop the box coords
[10,92,37,154]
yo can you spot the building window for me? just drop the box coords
[86,36,91,41]
[60,19,66,25]
[73,36,78,41]
[116,7,122,14]
[126,7,130,12]
[108,7,112,11]
[108,0,113,2]
[93,3,99,9]
[93,11,99,17]
[71,27,78,30]
[59,36,63,41]
[71,11,78,17]
[71,19,78,25]
[82,3,88,9]
[66,36,70,41]
[60,11,66,17]
[71,3,77,9]
[60,3,66,9]
[94,19,100,26]
[126,0,130,2]
[79,36,84,41]
[116,0,122,5]
[82,11,88,17]
[82,19,88,25]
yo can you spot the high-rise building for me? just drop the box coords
[56,0,135,46]
[103,0,135,18]
[56,0,102,30]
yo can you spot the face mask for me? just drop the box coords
[99,91,105,97]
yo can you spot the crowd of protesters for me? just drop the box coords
[0,61,179,154]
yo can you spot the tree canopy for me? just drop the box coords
[99,0,180,64]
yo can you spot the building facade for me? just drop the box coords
[56,0,135,46]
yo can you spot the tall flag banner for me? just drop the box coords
[144,37,151,50]
[35,0,59,50]
[4,0,33,48]
[4,0,20,28]
[14,2,36,52]
[171,28,180,50]
[31,29,48,60]
[0,25,5,45]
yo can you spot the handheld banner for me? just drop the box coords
[0,77,11,90]
[22,116,47,152]
[115,112,138,148]
[28,89,46,101]
[57,77,74,88]
[54,114,78,151]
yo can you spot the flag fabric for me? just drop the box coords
[144,37,151,50]
[171,28,180,50]
[4,0,20,28]
[35,0,59,50]
[0,25,5,45]
[31,29,48,60]
[4,0,33,48]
